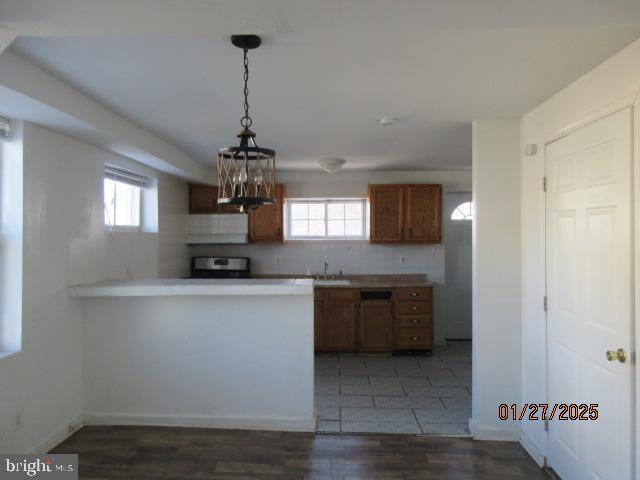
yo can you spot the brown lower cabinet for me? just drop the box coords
[358,301,395,351]
[314,286,433,352]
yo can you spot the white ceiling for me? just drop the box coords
[4,0,640,171]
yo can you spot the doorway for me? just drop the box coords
[545,107,635,480]
[444,192,472,340]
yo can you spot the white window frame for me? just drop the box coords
[285,198,368,241]
[104,167,148,231]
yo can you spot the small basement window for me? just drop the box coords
[104,167,148,229]
[286,199,367,240]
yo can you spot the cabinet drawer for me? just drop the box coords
[397,328,432,348]
[397,315,432,328]
[396,287,432,301]
[328,289,356,302]
[397,301,432,315]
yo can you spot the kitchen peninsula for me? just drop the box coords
[68,278,315,431]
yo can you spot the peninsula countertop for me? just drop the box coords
[68,278,314,297]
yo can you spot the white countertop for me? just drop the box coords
[68,278,314,297]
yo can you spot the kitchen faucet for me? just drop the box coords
[324,261,329,278]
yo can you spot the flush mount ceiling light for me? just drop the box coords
[318,158,347,174]
[217,34,276,213]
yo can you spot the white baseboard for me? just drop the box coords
[84,413,317,432]
[469,418,519,441]
[519,428,546,467]
[30,415,84,453]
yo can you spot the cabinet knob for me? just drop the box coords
[411,306,418,311]
[411,319,419,324]
[411,336,419,341]
[410,292,418,297]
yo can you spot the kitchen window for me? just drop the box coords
[104,167,148,230]
[285,199,367,240]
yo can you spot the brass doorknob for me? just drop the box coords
[606,348,627,363]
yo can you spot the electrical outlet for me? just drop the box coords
[275,256,281,264]
[11,411,22,431]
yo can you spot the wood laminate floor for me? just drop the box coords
[51,426,548,479]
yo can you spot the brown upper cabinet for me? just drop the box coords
[369,184,442,244]
[189,184,239,214]
[369,185,404,242]
[248,183,285,243]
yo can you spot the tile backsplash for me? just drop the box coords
[189,241,445,283]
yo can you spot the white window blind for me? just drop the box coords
[105,166,149,188]
[0,116,10,140]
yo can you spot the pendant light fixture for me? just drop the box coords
[217,35,276,213]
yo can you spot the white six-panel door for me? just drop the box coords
[546,107,634,480]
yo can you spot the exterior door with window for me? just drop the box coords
[444,193,472,339]
[546,108,633,480]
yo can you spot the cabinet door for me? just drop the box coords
[189,184,239,214]
[369,185,404,243]
[314,299,326,350]
[249,184,284,242]
[189,184,217,213]
[404,185,442,243]
[358,301,394,351]
[327,302,356,351]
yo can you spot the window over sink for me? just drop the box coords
[285,199,367,240]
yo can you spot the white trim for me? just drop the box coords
[633,93,640,480]
[520,428,547,468]
[83,413,316,432]
[471,422,520,441]
[541,91,638,146]
[29,415,85,454]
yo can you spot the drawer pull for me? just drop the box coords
[411,319,419,324]
[411,306,418,310]
[410,292,418,297]
[411,336,420,341]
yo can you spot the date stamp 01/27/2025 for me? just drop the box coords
[498,403,599,421]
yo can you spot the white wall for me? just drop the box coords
[158,174,189,278]
[520,37,640,466]
[471,118,521,441]
[82,294,315,431]
[0,123,189,453]
[193,169,472,345]
[0,49,208,181]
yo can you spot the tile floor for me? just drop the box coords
[315,341,472,435]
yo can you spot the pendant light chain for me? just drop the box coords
[241,48,252,128]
